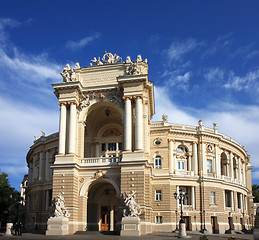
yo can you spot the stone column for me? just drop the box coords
[39,152,44,180]
[45,151,50,181]
[230,152,234,180]
[135,96,143,151]
[95,143,99,157]
[110,206,114,231]
[215,145,221,178]
[188,154,192,172]
[242,162,246,184]
[59,103,67,155]
[176,186,179,209]
[46,190,49,210]
[33,155,37,180]
[192,186,195,209]
[124,97,132,151]
[201,142,207,174]
[68,102,77,154]
[192,142,198,175]
[169,139,174,174]
[238,158,242,183]
[231,191,234,211]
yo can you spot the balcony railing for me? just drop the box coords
[81,156,121,166]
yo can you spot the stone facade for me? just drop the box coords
[24,53,254,235]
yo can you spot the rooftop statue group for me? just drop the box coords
[60,52,148,82]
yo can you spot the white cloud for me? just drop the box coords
[166,39,199,61]
[224,69,259,91]
[0,18,20,43]
[205,67,224,82]
[66,32,101,50]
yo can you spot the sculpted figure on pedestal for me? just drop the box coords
[123,191,142,217]
[52,193,70,218]
[102,52,122,64]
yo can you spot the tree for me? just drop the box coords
[252,184,259,203]
[0,170,21,227]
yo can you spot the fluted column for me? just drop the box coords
[242,162,246,184]
[169,139,174,174]
[124,97,132,151]
[28,162,32,183]
[192,142,198,175]
[59,103,67,155]
[230,152,234,180]
[68,102,77,154]
[45,151,50,181]
[32,156,37,180]
[135,96,143,151]
[238,158,242,183]
[192,186,195,209]
[39,152,44,180]
[215,145,221,178]
[188,154,192,171]
[201,142,207,174]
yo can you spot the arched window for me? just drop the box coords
[154,155,162,169]
[221,152,228,176]
[176,145,188,171]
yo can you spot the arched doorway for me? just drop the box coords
[87,180,118,232]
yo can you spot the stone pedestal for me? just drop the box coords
[46,217,69,235]
[5,223,13,235]
[120,216,141,236]
[179,222,187,238]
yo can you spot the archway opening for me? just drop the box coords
[87,180,118,232]
[84,102,123,158]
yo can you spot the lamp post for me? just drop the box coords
[175,210,179,232]
[174,188,188,238]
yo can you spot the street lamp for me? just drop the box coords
[175,210,179,232]
[174,188,188,238]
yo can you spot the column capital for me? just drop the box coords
[67,100,78,107]
[168,139,175,142]
[58,101,67,106]
[122,96,133,101]
[192,141,198,144]
[133,95,143,100]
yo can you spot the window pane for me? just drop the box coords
[119,142,122,150]
[108,143,116,151]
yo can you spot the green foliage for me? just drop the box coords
[199,235,208,240]
[253,184,259,202]
[0,170,21,227]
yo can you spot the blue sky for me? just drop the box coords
[1,0,259,189]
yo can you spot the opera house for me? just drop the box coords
[23,53,254,235]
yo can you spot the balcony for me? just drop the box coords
[81,156,121,166]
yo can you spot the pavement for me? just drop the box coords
[0,232,254,240]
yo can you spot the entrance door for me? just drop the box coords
[100,206,110,231]
[211,216,216,233]
[183,216,190,231]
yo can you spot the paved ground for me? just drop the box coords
[0,232,254,240]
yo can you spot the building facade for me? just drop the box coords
[24,53,254,235]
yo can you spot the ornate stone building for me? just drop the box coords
[24,53,254,235]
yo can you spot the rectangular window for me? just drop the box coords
[101,143,106,151]
[119,142,122,150]
[225,190,232,207]
[178,161,185,170]
[156,216,162,224]
[210,192,216,205]
[207,159,213,173]
[108,143,116,151]
[155,190,162,201]
[154,156,162,169]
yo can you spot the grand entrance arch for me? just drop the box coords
[87,180,119,232]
